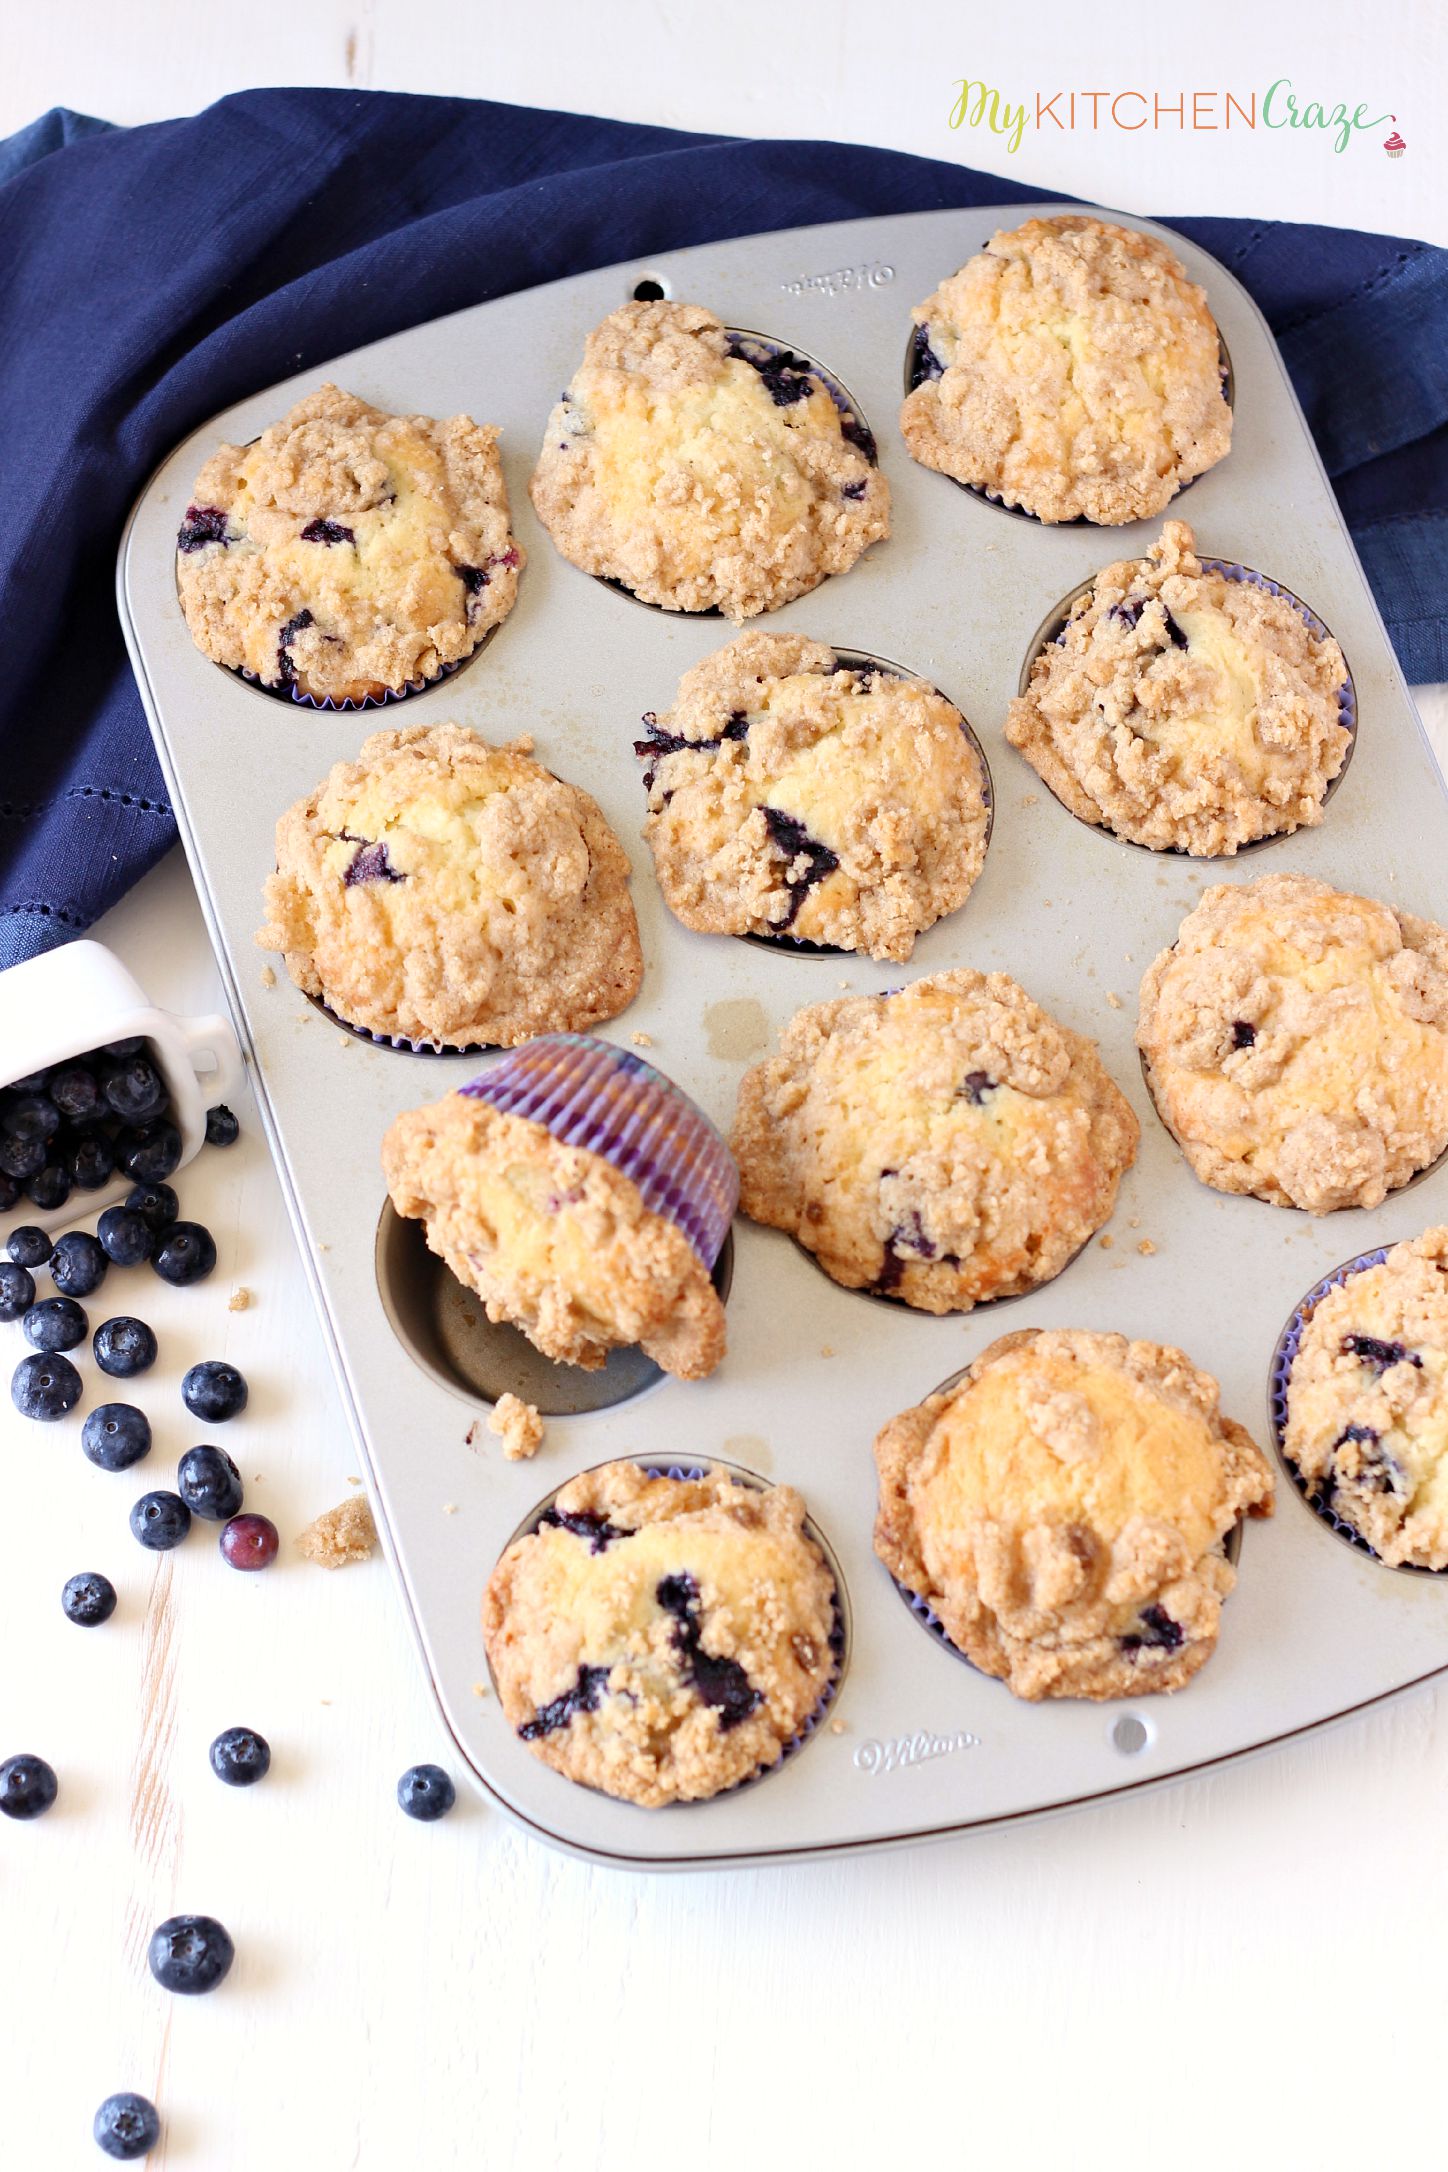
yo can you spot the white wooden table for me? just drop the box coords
[7,14,1448,2165]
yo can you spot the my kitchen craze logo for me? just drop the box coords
[949,80,1400,155]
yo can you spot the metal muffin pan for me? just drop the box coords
[117,204,1448,1869]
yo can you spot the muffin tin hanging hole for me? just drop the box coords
[1110,1714,1151,1755]
[628,273,673,303]
[492,1453,851,1802]
[1014,559,1358,858]
[373,1200,733,1418]
[734,648,994,962]
[901,324,1235,527]
[590,328,881,619]
[1268,1247,1448,1577]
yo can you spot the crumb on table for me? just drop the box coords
[630,1031,653,1048]
[489,1392,545,1461]
[1138,1238,1157,1256]
[260,964,276,988]
[296,1495,377,1568]
[228,1286,252,1313]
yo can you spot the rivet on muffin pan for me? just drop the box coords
[489,1454,850,1802]
[374,1206,734,1419]
[1014,559,1357,858]
[900,323,1235,527]
[593,329,881,618]
[735,649,995,962]
[1269,1248,1448,1578]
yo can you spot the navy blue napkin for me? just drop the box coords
[1,89,1444,968]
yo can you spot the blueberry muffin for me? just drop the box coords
[257,722,642,1047]
[529,302,888,618]
[1138,874,1448,1212]
[874,1328,1273,1700]
[381,1040,736,1378]
[1006,522,1349,854]
[485,1462,837,1805]
[177,383,522,702]
[732,972,1138,1311]
[636,632,989,960]
[1284,1228,1448,1567]
[901,217,1231,525]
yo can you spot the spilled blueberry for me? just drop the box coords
[62,1571,117,1627]
[116,1119,182,1185]
[12,1352,83,1421]
[93,2091,161,2159]
[23,1296,88,1352]
[147,1913,234,1995]
[152,1222,216,1287]
[182,1361,248,1424]
[94,1319,159,1380]
[204,1104,239,1148]
[7,1225,51,1269]
[82,1403,152,1470]
[0,1752,58,1820]
[130,1491,192,1551]
[0,1261,35,1322]
[219,1513,278,1571]
[209,1726,271,1787]
[125,1183,179,1232]
[98,1206,155,1267]
[177,1444,244,1522]
[50,1230,108,1298]
[396,1763,457,1821]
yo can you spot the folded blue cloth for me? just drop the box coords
[1,90,1444,968]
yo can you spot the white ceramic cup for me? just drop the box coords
[0,939,243,1234]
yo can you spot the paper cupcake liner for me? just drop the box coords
[507,1457,845,1803]
[305,992,499,1059]
[235,655,463,712]
[460,1034,738,1269]
[1269,1248,1448,1574]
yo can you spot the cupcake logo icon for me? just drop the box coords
[1385,117,1406,158]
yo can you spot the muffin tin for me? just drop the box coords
[115,204,1448,1867]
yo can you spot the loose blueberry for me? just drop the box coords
[125,1183,179,1232]
[98,1206,156,1267]
[8,1224,53,1269]
[204,1104,240,1148]
[12,1352,83,1420]
[0,1171,18,1212]
[0,1261,36,1322]
[0,1752,58,1819]
[102,1056,167,1125]
[177,504,231,552]
[82,1403,153,1470]
[48,1062,103,1125]
[93,2091,161,2159]
[50,1230,108,1298]
[23,1296,88,1352]
[209,1726,271,1787]
[300,516,355,546]
[219,1513,278,1571]
[397,1763,456,1821]
[62,1571,117,1627]
[130,1491,192,1551]
[0,1131,47,1181]
[152,1222,216,1287]
[93,1318,159,1380]
[177,1444,244,1522]
[181,1361,248,1425]
[147,1913,234,1995]
[26,1161,72,1210]
[68,1132,116,1190]
[2,1092,61,1144]
[115,1119,182,1185]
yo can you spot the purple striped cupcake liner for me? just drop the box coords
[504,1456,846,1805]
[460,1034,738,1270]
[1269,1247,1448,1575]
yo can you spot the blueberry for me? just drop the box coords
[50,1230,108,1298]
[93,2091,161,2159]
[1121,1604,1185,1654]
[219,1513,278,1571]
[105,1037,146,1060]
[0,1131,47,1181]
[276,607,315,685]
[1231,1020,1257,1050]
[62,1571,117,1627]
[115,1119,182,1184]
[23,1296,88,1351]
[177,1444,244,1522]
[147,1913,234,1995]
[82,1403,152,1471]
[0,1261,35,1321]
[130,1491,191,1551]
[518,1664,611,1740]
[125,1183,179,1232]
[12,1352,82,1420]
[0,1752,58,1819]
[5,1068,51,1092]
[102,1055,167,1125]
[204,1104,240,1148]
[342,839,405,887]
[152,1222,216,1286]
[93,1318,159,1379]
[2,1092,61,1143]
[177,504,231,552]
[0,1171,18,1212]
[397,1763,456,1821]
[7,1224,52,1269]
[299,517,355,546]
[182,1361,248,1424]
[209,1726,271,1787]
[760,807,840,929]
[68,1131,116,1189]
[26,1161,71,1210]
[655,1572,761,1728]
[1341,1334,1421,1374]
[48,1062,103,1125]
[98,1206,156,1267]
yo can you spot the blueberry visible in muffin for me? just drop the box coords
[177,383,523,703]
[529,302,888,618]
[485,1462,837,1804]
